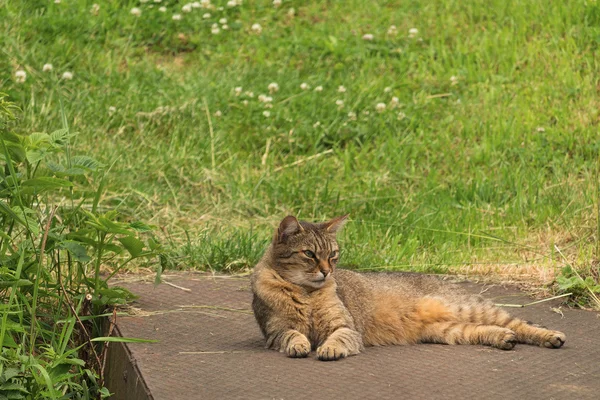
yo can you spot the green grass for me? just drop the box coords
[2,0,600,289]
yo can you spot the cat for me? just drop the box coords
[251,215,566,361]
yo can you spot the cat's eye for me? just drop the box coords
[329,250,338,258]
[303,250,316,259]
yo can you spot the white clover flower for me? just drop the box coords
[227,0,236,7]
[222,24,229,30]
[258,95,274,103]
[201,0,211,7]
[172,14,182,21]
[54,0,61,4]
[264,103,273,109]
[408,28,418,38]
[397,112,406,120]
[384,87,391,93]
[62,71,73,80]
[182,4,192,12]
[42,63,53,72]
[215,110,222,117]
[376,103,386,112]
[242,100,249,106]
[140,0,149,3]
[273,0,282,7]
[387,25,397,35]
[362,33,374,41]
[263,111,271,117]
[335,99,344,109]
[314,85,323,92]
[363,110,370,115]
[313,121,321,128]
[154,0,163,3]
[108,106,117,115]
[159,6,167,12]
[300,82,309,90]
[130,7,142,16]
[203,13,211,18]
[338,85,346,93]
[218,6,224,10]
[15,70,26,83]
[251,23,262,34]
[450,75,458,85]
[348,111,357,121]
[219,18,227,24]
[234,87,243,96]
[268,82,279,93]
[91,3,100,15]
[536,127,545,133]
[191,1,201,8]
[390,97,399,107]
[288,7,295,16]
[211,26,220,34]
[245,91,254,97]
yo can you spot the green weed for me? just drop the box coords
[0,93,159,398]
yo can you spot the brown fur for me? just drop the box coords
[251,216,566,361]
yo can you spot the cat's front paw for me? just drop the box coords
[286,335,311,358]
[496,330,517,350]
[541,330,566,349]
[316,343,348,361]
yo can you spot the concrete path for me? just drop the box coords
[105,272,600,400]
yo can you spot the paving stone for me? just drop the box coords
[106,272,600,400]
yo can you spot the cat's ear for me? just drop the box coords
[277,215,304,242]
[323,214,349,234]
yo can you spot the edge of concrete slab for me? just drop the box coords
[105,325,153,400]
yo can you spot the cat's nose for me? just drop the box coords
[321,269,330,277]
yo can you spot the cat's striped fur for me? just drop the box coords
[251,215,566,361]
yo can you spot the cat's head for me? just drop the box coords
[270,215,348,289]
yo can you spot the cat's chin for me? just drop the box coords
[282,271,329,289]
[288,277,328,289]
[304,278,328,289]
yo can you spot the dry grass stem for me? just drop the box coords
[178,350,255,355]
[273,149,334,172]
[203,97,216,170]
[427,93,452,99]
[495,292,573,308]
[261,138,271,166]
[163,280,192,292]
[177,305,253,314]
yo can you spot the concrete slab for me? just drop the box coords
[106,272,600,400]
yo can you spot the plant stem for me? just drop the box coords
[95,231,105,292]
[29,206,56,354]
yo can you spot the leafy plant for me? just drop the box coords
[556,265,600,307]
[0,93,161,398]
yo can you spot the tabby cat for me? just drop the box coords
[251,215,566,361]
